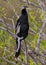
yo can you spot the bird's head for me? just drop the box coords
[21,6,28,15]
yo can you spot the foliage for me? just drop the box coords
[0,0,46,65]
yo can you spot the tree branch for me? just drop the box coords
[2,57,16,65]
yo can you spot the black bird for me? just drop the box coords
[15,6,29,58]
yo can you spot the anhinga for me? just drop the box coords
[15,6,29,58]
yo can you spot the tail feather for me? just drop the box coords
[15,47,21,58]
[15,38,21,58]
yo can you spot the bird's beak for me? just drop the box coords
[21,6,28,9]
[21,6,30,11]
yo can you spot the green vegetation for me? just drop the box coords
[0,0,46,65]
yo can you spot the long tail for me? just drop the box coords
[15,38,21,58]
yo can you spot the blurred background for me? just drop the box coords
[0,0,46,65]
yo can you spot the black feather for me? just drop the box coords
[15,8,29,58]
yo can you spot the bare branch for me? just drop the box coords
[36,15,46,53]
[4,47,14,58]
[0,26,23,40]
[21,0,41,9]
[3,16,15,30]
[0,18,13,29]
[29,27,36,34]
[28,49,46,65]
[2,57,16,65]
[24,40,29,65]
[0,26,16,39]
[7,0,19,18]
